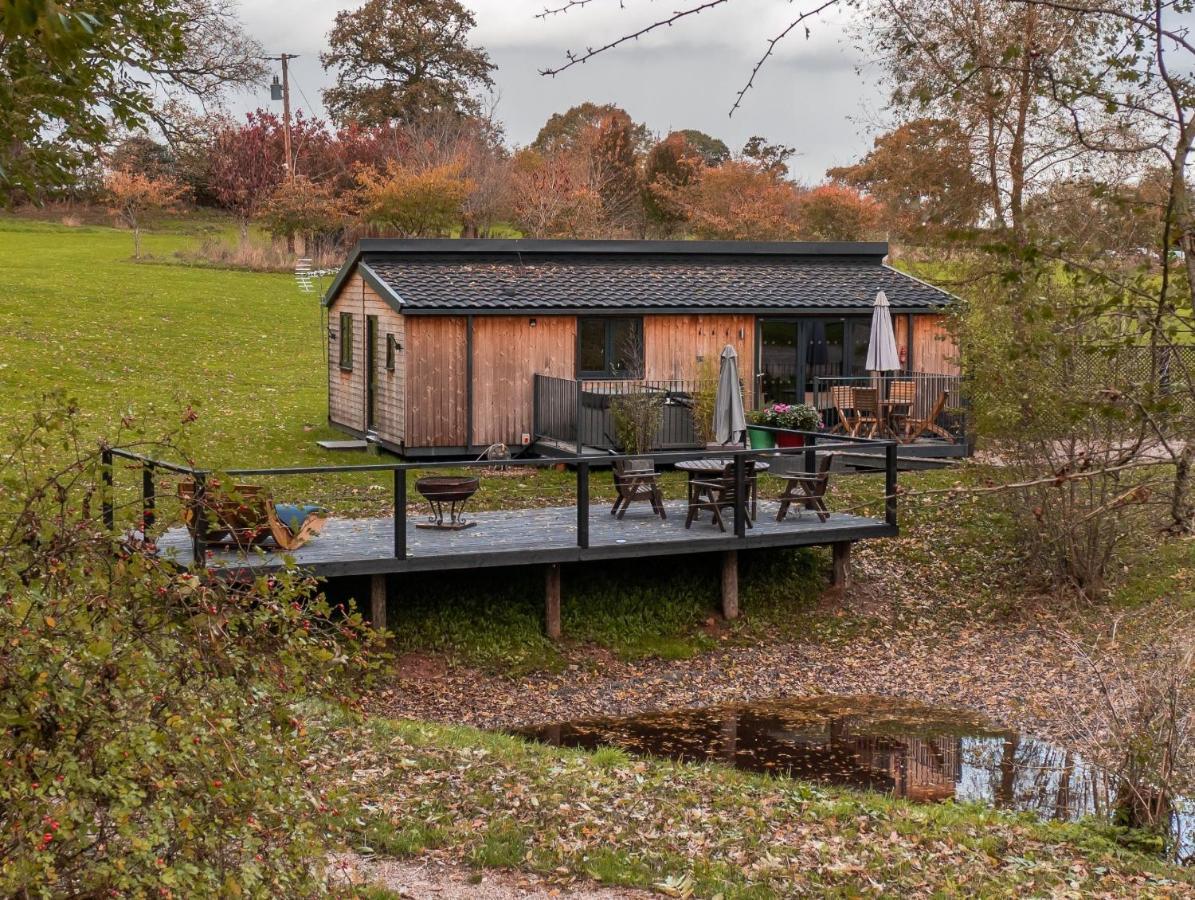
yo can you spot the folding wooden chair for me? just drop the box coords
[684,460,756,532]
[885,380,917,439]
[904,390,955,443]
[850,387,881,438]
[828,385,857,435]
[611,457,666,520]
[776,453,834,522]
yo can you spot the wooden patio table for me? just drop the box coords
[675,458,770,520]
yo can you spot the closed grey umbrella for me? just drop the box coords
[865,290,901,372]
[714,344,747,445]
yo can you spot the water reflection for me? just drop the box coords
[518,695,1192,861]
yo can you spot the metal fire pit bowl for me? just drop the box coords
[415,476,479,530]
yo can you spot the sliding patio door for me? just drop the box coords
[755,317,872,406]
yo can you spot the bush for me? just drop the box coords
[611,391,664,455]
[0,404,379,895]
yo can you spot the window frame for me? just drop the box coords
[576,316,644,379]
[338,312,354,371]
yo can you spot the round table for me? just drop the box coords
[675,458,770,520]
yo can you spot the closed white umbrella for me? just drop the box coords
[865,291,901,372]
[714,344,747,445]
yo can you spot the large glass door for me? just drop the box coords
[758,317,876,406]
[758,320,800,405]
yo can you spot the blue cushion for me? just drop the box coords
[274,503,326,534]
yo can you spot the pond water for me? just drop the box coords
[518,695,1192,862]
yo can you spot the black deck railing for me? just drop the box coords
[534,374,728,451]
[812,372,966,440]
[104,428,899,572]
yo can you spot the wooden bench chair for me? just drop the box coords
[684,460,756,532]
[776,453,834,522]
[178,480,328,551]
[904,390,955,443]
[611,457,666,520]
[850,387,881,438]
[885,380,916,437]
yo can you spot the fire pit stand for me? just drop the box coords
[414,476,479,530]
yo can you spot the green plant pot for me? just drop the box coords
[747,426,775,450]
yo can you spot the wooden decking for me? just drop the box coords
[155,499,895,578]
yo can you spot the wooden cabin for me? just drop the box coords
[321,239,960,457]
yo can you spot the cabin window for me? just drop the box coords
[338,312,353,371]
[578,317,643,378]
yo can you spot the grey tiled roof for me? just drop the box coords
[361,252,953,312]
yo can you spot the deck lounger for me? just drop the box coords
[178,481,328,551]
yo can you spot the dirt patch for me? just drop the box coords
[371,611,1113,748]
[333,853,649,898]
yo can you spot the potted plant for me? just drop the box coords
[748,402,821,448]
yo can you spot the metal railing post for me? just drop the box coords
[141,463,155,531]
[393,468,407,560]
[100,447,114,530]
[576,460,589,549]
[804,432,817,475]
[192,472,208,570]
[733,453,746,538]
[885,442,898,527]
[574,379,583,448]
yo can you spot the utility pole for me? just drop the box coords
[268,53,298,181]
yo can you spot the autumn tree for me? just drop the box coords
[741,135,796,179]
[677,129,730,167]
[260,176,347,255]
[532,102,651,156]
[828,118,985,241]
[354,160,473,236]
[321,0,495,126]
[796,183,882,241]
[508,149,602,238]
[108,135,177,182]
[102,169,189,259]
[654,159,800,240]
[208,112,286,242]
[643,133,704,232]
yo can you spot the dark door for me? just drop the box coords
[758,320,800,405]
[365,315,378,431]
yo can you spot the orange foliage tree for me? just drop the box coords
[796,183,883,241]
[651,159,800,240]
[102,169,189,259]
[508,149,603,238]
[353,160,473,236]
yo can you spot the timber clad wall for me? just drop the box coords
[644,315,754,382]
[327,273,405,445]
[404,316,467,448]
[912,315,957,374]
[472,317,576,447]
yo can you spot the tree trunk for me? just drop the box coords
[133,225,141,260]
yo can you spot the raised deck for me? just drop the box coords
[156,500,895,578]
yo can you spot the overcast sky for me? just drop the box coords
[231,0,888,183]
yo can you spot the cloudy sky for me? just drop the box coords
[232,0,889,183]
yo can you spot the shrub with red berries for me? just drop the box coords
[0,404,381,895]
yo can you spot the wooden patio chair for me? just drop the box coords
[178,480,328,551]
[850,387,881,438]
[904,390,955,443]
[610,457,666,520]
[885,380,917,438]
[775,453,835,522]
[828,385,857,436]
[684,460,756,532]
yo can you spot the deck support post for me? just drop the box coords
[831,541,852,590]
[545,563,562,640]
[370,573,388,631]
[721,550,739,620]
